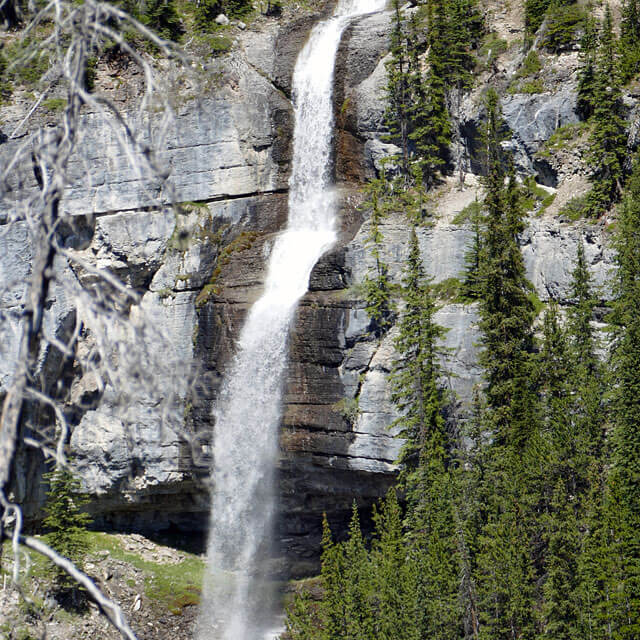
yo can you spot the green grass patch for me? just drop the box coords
[195,32,234,55]
[1,538,54,581]
[86,532,205,615]
[539,192,556,214]
[42,97,67,112]
[519,79,544,94]
[510,78,545,94]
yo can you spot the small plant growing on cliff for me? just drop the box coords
[43,465,92,602]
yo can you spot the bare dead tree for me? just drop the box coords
[0,1,206,637]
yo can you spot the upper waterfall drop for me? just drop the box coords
[197,0,387,638]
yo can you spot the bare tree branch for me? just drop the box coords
[6,531,140,640]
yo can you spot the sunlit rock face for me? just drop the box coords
[0,0,620,574]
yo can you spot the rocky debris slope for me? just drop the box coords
[0,533,203,640]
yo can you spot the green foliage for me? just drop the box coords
[604,159,640,638]
[477,33,508,70]
[0,35,50,94]
[517,78,545,94]
[390,227,448,473]
[525,0,551,37]
[84,56,97,92]
[577,14,599,119]
[383,0,481,186]
[518,50,543,77]
[477,89,536,445]
[583,5,627,217]
[452,198,482,225]
[43,466,92,594]
[460,199,483,300]
[543,2,586,53]
[361,178,395,336]
[558,192,592,220]
[333,397,360,426]
[142,0,183,41]
[509,51,545,93]
[619,0,640,83]
[42,97,67,112]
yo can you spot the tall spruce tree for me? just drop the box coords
[390,226,447,477]
[538,303,582,640]
[474,89,539,640]
[408,0,451,188]
[370,490,420,640]
[362,178,394,336]
[577,15,599,120]
[619,0,640,83]
[566,241,604,486]
[605,157,640,639]
[477,90,536,446]
[384,0,411,176]
[586,5,627,216]
[460,200,484,300]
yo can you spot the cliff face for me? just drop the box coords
[0,2,621,573]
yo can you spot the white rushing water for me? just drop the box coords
[197,0,386,638]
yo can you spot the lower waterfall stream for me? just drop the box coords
[197,0,386,637]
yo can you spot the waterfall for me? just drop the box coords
[197,0,386,638]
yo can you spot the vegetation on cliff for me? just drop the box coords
[286,1,640,638]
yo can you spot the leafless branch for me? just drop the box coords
[6,531,140,640]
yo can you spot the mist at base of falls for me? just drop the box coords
[196,0,387,638]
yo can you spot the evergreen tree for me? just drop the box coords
[370,490,419,640]
[525,0,551,38]
[43,465,92,595]
[317,514,347,640]
[384,0,411,176]
[619,0,640,83]
[585,5,627,216]
[390,226,447,475]
[566,241,605,484]
[408,6,451,188]
[576,15,599,120]
[362,178,394,336]
[341,505,374,640]
[537,304,583,640]
[474,89,540,640]
[477,90,536,447]
[142,0,183,41]
[605,157,640,639]
[460,200,484,300]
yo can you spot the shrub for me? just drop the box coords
[42,97,67,112]
[543,3,586,53]
[517,50,542,77]
[558,192,591,220]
